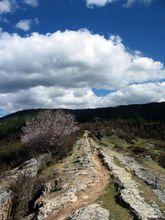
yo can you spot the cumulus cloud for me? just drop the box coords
[0,29,164,112]
[99,82,165,107]
[15,18,39,31]
[85,0,155,7]
[15,19,31,31]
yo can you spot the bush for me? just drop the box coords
[158,152,165,168]
[0,117,26,140]
[131,146,148,155]
[21,110,79,153]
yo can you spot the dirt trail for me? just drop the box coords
[46,134,110,220]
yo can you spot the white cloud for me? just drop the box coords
[15,19,31,31]
[23,0,39,7]
[0,0,12,14]
[85,0,155,7]
[86,0,116,7]
[124,0,154,7]
[0,0,39,17]
[99,82,165,107]
[0,29,164,112]
[15,18,39,31]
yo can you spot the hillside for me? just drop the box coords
[1,102,165,123]
[0,102,165,170]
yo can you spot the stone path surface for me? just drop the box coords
[37,133,110,220]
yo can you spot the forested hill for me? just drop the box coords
[1,102,165,123]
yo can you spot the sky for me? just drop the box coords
[0,0,165,116]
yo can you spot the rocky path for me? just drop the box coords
[37,133,110,220]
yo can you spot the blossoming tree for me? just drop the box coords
[21,110,79,151]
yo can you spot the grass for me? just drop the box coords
[41,144,76,180]
[108,136,130,149]
[129,137,165,155]
[102,136,165,168]
[143,159,165,174]
[0,138,39,171]
[98,182,133,220]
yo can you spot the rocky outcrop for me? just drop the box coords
[0,188,13,220]
[118,156,159,188]
[68,204,109,220]
[37,188,79,220]
[116,155,165,204]
[153,189,165,205]
[0,154,51,220]
[99,148,163,220]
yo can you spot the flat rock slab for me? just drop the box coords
[68,204,109,220]
[114,153,165,204]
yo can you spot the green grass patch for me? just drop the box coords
[143,159,165,174]
[98,183,133,220]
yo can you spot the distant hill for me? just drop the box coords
[1,102,165,123]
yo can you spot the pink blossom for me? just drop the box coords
[21,110,79,149]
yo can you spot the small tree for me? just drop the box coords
[21,110,79,152]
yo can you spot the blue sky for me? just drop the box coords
[0,0,165,116]
[1,0,165,62]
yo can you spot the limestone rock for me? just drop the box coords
[0,188,13,220]
[99,148,163,220]
[68,204,109,220]
[153,189,165,204]
[0,154,51,220]
[134,168,159,189]
[118,155,165,204]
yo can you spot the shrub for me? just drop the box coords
[131,146,148,155]
[158,152,165,168]
[21,110,79,152]
[0,117,26,140]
